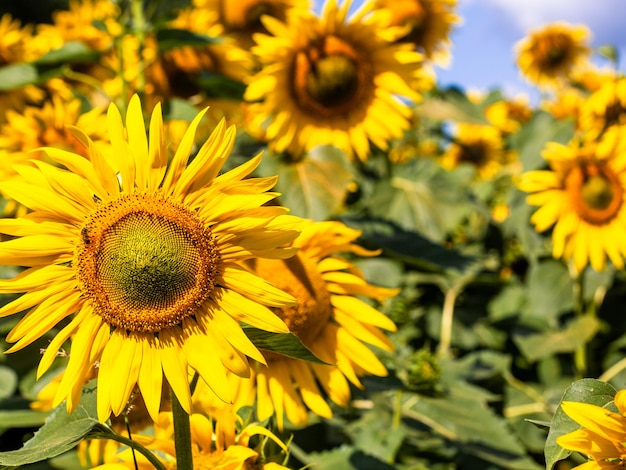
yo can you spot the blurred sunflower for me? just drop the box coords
[91,408,290,470]
[0,94,300,423]
[485,96,533,134]
[515,22,591,89]
[192,0,310,49]
[557,390,626,469]
[372,0,460,66]
[579,77,626,138]
[226,220,398,429]
[245,0,423,161]
[542,86,586,122]
[0,96,109,180]
[518,126,626,272]
[440,123,515,179]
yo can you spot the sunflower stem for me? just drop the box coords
[437,287,458,357]
[88,425,167,470]
[130,0,147,97]
[573,269,587,379]
[171,385,194,470]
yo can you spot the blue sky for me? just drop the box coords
[435,0,626,102]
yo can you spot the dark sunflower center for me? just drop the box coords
[306,54,359,108]
[245,2,272,28]
[76,194,220,333]
[252,255,332,357]
[567,163,623,225]
[540,34,571,68]
[458,142,489,166]
[292,35,371,117]
[581,174,614,211]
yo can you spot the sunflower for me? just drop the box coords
[557,390,626,469]
[91,408,291,470]
[0,96,109,180]
[440,123,515,180]
[515,21,591,89]
[192,0,310,50]
[0,94,301,424]
[484,95,533,134]
[218,220,398,429]
[244,0,424,161]
[518,125,626,272]
[579,77,626,138]
[372,0,460,66]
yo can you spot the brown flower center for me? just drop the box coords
[252,255,332,359]
[567,163,623,225]
[537,33,572,69]
[292,35,372,117]
[76,194,220,333]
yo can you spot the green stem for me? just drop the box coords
[437,288,457,357]
[392,389,403,429]
[88,424,167,470]
[171,386,193,470]
[130,0,146,96]
[573,269,586,379]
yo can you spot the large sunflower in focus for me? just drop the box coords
[372,0,460,66]
[518,126,626,272]
[222,220,398,429]
[0,94,300,423]
[244,0,424,161]
[515,22,591,89]
[557,390,626,469]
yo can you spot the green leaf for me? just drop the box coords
[418,86,490,124]
[36,41,100,65]
[198,73,246,100]
[0,380,99,466]
[304,446,395,470]
[259,146,354,221]
[511,111,574,171]
[514,315,600,362]
[341,216,475,273]
[522,259,575,324]
[242,326,328,364]
[0,366,17,399]
[162,98,201,122]
[544,379,616,470]
[156,28,219,51]
[0,64,39,91]
[0,409,52,428]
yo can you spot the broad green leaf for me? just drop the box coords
[243,326,328,364]
[36,41,100,65]
[418,86,490,124]
[544,379,616,470]
[341,216,474,273]
[0,366,17,399]
[156,28,219,51]
[0,380,99,466]
[198,74,246,100]
[162,98,202,122]
[259,146,354,221]
[511,111,574,171]
[0,64,39,91]
[304,446,395,470]
[514,315,600,362]
[521,259,575,324]
[0,409,52,428]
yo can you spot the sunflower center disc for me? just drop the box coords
[306,54,359,108]
[77,194,220,333]
[581,174,615,211]
[568,164,623,225]
[253,255,332,354]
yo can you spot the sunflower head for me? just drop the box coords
[515,21,591,88]
[244,0,423,161]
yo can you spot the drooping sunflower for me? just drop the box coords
[557,390,626,469]
[0,94,301,424]
[192,0,310,50]
[440,123,516,180]
[579,77,626,138]
[372,0,460,66]
[518,125,626,272]
[220,220,398,429]
[244,0,424,161]
[515,21,591,89]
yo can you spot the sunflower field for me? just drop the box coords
[0,0,625,469]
